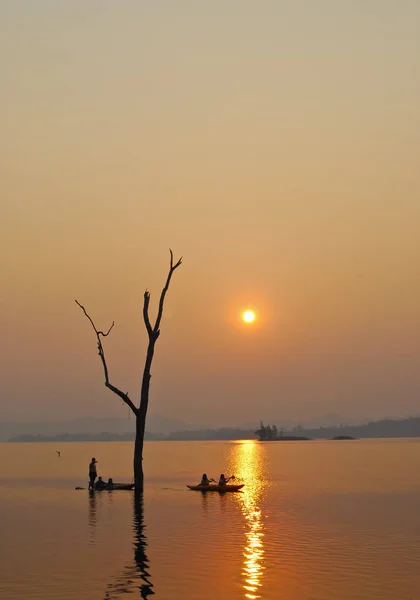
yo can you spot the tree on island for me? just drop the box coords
[255,421,277,440]
[76,250,182,491]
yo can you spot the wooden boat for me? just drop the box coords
[75,483,135,491]
[187,484,244,492]
[100,483,135,491]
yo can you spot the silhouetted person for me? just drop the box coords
[95,476,106,490]
[218,474,234,486]
[199,473,214,486]
[88,457,98,490]
[106,478,114,489]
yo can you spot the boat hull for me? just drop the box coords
[101,483,134,491]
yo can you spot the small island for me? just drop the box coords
[331,435,356,440]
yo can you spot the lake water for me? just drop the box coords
[1,439,420,599]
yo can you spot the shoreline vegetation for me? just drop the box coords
[7,416,420,442]
[255,422,311,441]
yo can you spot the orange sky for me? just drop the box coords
[1,1,419,426]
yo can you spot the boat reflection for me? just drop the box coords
[104,492,154,599]
[230,441,266,600]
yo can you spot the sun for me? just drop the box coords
[242,310,256,324]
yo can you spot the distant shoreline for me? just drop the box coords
[258,436,311,441]
[7,433,163,443]
[5,434,419,443]
[7,416,420,443]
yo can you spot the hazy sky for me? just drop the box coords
[1,1,419,426]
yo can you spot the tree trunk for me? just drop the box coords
[134,415,145,490]
[134,338,156,490]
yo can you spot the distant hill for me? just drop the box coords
[163,417,420,441]
[294,417,420,439]
[8,431,163,443]
[166,428,256,441]
[5,416,420,443]
[0,415,193,442]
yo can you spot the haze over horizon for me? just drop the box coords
[1,2,419,426]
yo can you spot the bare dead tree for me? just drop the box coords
[76,250,182,490]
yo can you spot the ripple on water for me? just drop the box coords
[2,440,420,599]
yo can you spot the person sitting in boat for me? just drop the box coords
[218,474,234,487]
[95,476,106,490]
[106,478,114,489]
[199,473,215,486]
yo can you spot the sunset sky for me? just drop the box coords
[1,1,419,427]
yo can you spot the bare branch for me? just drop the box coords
[143,291,153,336]
[169,248,182,270]
[100,322,115,337]
[75,300,99,336]
[153,250,182,334]
[105,382,138,415]
[75,300,138,416]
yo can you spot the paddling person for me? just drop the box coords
[199,473,215,486]
[218,474,234,487]
[88,457,98,490]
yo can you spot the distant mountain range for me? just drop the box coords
[289,417,420,440]
[8,432,164,443]
[0,415,420,442]
[0,415,193,442]
[163,417,420,441]
[0,412,379,443]
[6,416,420,442]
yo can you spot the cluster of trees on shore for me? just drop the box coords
[255,421,279,440]
[255,421,310,441]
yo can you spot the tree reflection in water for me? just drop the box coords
[104,492,154,599]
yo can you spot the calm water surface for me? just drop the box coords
[1,439,420,599]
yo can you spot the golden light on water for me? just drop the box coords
[230,441,265,599]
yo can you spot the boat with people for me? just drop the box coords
[83,458,135,491]
[187,483,244,492]
[187,473,244,492]
[75,482,135,491]
[98,482,134,491]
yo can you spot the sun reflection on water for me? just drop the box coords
[230,441,266,599]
